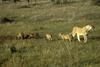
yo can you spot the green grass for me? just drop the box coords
[0,2,100,67]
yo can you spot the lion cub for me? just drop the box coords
[45,33,53,41]
[59,33,72,42]
[16,32,28,39]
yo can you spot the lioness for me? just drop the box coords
[71,25,94,43]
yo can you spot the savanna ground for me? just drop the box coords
[0,1,100,67]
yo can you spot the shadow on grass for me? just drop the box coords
[17,5,31,9]
[73,35,100,41]
[0,17,15,24]
[89,35,100,40]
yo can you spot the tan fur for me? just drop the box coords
[17,32,30,39]
[28,33,35,39]
[16,32,24,39]
[45,33,53,41]
[71,25,94,43]
[59,33,72,41]
[17,32,40,39]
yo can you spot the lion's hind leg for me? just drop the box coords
[77,35,81,42]
[83,35,87,43]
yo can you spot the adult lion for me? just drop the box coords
[71,25,95,43]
